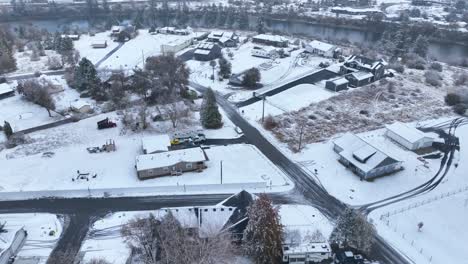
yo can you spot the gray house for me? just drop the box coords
[345,71,374,87]
[340,55,387,82]
[193,43,222,61]
[333,133,403,180]
[135,147,208,180]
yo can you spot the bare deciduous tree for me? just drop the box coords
[19,79,56,117]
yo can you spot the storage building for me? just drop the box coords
[141,134,171,154]
[385,122,434,150]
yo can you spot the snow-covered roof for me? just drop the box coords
[283,243,331,255]
[329,77,349,86]
[350,71,374,81]
[135,147,207,171]
[334,133,401,174]
[386,122,434,144]
[91,40,107,46]
[197,42,215,50]
[158,205,237,238]
[141,134,171,154]
[0,83,13,95]
[331,6,382,13]
[253,34,288,43]
[194,49,211,55]
[308,40,335,52]
[111,25,125,32]
[70,100,91,110]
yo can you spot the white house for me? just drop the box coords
[0,83,14,99]
[161,38,192,55]
[141,134,171,154]
[305,40,336,57]
[385,122,435,150]
[251,46,278,59]
[282,243,332,264]
[333,133,403,180]
[70,100,92,113]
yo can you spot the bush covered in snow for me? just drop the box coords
[453,72,468,86]
[430,62,443,72]
[424,70,442,86]
[445,93,461,106]
[389,62,405,73]
[263,115,278,130]
[405,53,426,70]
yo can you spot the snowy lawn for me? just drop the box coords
[367,122,468,264]
[10,49,61,75]
[0,213,62,262]
[240,82,335,120]
[97,30,195,70]
[0,91,64,132]
[73,32,119,64]
[289,126,442,205]
[0,111,290,195]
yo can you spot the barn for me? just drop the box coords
[135,147,208,180]
[333,133,403,180]
[385,122,435,150]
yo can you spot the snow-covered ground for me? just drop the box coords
[97,31,195,70]
[187,41,333,100]
[80,204,329,264]
[0,109,291,197]
[11,49,62,75]
[73,32,119,64]
[0,213,62,263]
[367,121,468,264]
[240,82,335,120]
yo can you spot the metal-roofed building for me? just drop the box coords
[333,133,403,180]
[385,122,435,150]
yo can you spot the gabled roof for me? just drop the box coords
[349,71,374,81]
[253,34,288,43]
[135,147,207,171]
[141,134,171,154]
[386,122,434,144]
[334,133,401,174]
[328,77,349,86]
[308,40,335,52]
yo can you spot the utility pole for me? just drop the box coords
[141,50,145,69]
[220,160,223,184]
[261,96,266,123]
[298,122,305,152]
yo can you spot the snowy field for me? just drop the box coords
[288,124,442,205]
[0,213,62,263]
[73,32,119,64]
[187,41,333,99]
[367,121,468,264]
[97,31,195,70]
[0,89,64,132]
[10,49,62,75]
[80,204,329,264]
[0,111,290,196]
[240,82,335,120]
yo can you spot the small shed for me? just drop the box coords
[305,40,336,57]
[141,134,171,154]
[70,100,92,113]
[193,43,222,61]
[385,122,434,150]
[251,46,278,59]
[135,147,208,179]
[91,40,107,49]
[325,77,349,92]
[345,71,374,87]
[0,83,15,99]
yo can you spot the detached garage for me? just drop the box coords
[385,122,435,150]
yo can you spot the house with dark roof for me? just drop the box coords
[340,55,387,86]
[193,42,222,61]
[207,31,239,47]
[333,133,403,180]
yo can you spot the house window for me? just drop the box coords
[163,167,169,172]
[186,163,193,169]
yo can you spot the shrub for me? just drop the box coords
[263,115,278,130]
[453,104,467,115]
[454,72,468,86]
[424,70,442,86]
[389,62,405,73]
[405,53,426,70]
[430,62,443,72]
[445,93,461,106]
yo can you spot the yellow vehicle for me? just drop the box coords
[170,138,181,145]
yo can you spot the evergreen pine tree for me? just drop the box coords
[73,58,101,93]
[200,88,222,129]
[3,121,13,138]
[243,194,283,264]
[413,35,429,58]
[329,208,376,254]
[218,56,232,79]
[59,37,74,54]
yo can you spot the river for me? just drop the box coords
[3,18,468,64]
